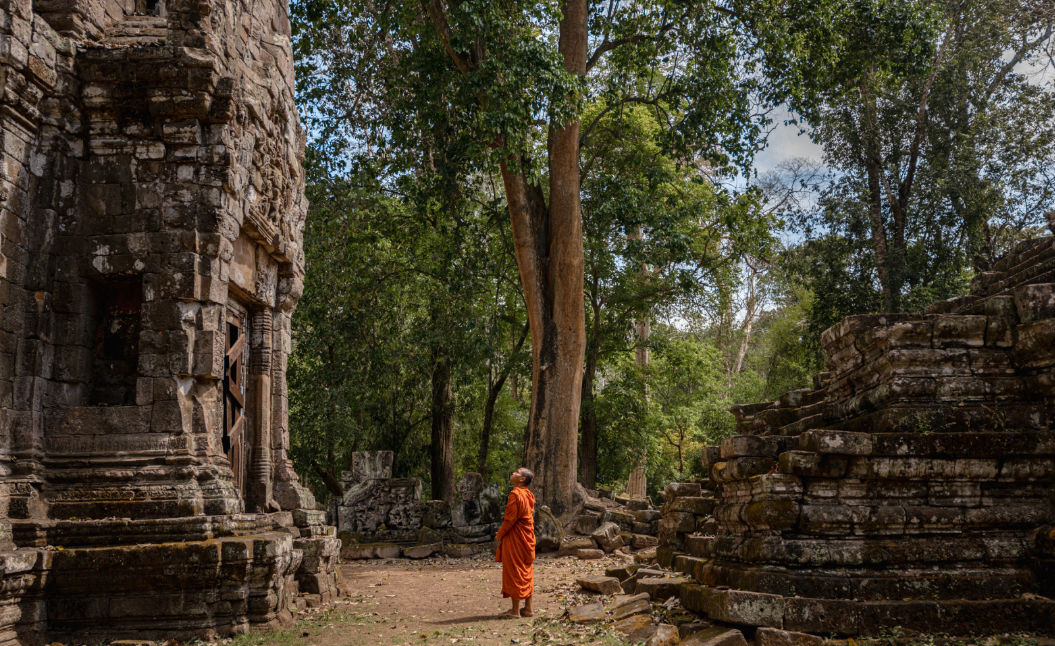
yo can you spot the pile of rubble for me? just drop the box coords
[654,230,1055,639]
[334,452,505,560]
[546,487,662,558]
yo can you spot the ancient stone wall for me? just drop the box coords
[661,233,1055,638]
[0,0,339,641]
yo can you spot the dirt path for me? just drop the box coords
[225,553,633,646]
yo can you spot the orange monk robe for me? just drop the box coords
[495,486,536,600]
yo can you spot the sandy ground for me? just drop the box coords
[223,552,633,646]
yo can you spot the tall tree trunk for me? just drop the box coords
[579,299,601,489]
[859,76,897,312]
[430,346,455,503]
[499,0,588,517]
[426,0,588,516]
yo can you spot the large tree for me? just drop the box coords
[294,0,826,513]
[764,0,1055,313]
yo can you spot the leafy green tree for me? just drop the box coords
[769,0,1055,313]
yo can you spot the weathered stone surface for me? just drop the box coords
[614,613,655,640]
[341,542,402,560]
[535,505,564,552]
[755,628,825,646]
[567,602,606,624]
[576,548,605,560]
[577,575,622,594]
[682,627,748,646]
[402,543,440,559]
[647,624,680,646]
[637,576,690,601]
[557,536,597,557]
[591,521,624,552]
[0,0,344,640]
[610,592,651,620]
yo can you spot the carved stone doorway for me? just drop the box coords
[223,305,249,499]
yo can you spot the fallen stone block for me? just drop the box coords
[605,564,639,582]
[575,514,600,535]
[340,542,401,559]
[577,575,622,595]
[633,533,659,549]
[635,546,658,564]
[647,624,680,646]
[755,627,826,646]
[592,521,625,552]
[567,602,606,624]
[682,627,748,646]
[402,543,440,559]
[576,548,605,560]
[637,576,690,600]
[610,592,651,620]
[442,543,476,558]
[557,535,597,557]
[614,613,655,641]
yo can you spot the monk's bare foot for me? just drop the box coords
[500,610,520,618]
[521,609,533,617]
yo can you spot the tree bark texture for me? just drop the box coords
[626,315,649,500]
[500,0,588,517]
[430,347,455,504]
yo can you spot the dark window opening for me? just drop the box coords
[89,278,142,406]
[133,0,164,16]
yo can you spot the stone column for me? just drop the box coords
[246,307,273,512]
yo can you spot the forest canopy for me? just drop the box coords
[286,0,1055,506]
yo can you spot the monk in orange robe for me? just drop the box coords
[495,467,536,617]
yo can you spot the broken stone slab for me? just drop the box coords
[627,498,652,511]
[577,548,605,560]
[442,543,475,558]
[567,601,606,624]
[634,546,658,564]
[647,624,680,646]
[575,514,601,535]
[755,627,826,646]
[610,592,651,620]
[577,575,622,595]
[682,627,749,646]
[340,542,401,560]
[633,533,659,549]
[605,564,639,582]
[557,535,597,557]
[668,496,715,515]
[637,576,690,600]
[663,482,702,500]
[402,543,440,559]
[591,521,624,552]
[614,613,655,641]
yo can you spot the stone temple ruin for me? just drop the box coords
[333,451,507,559]
[659,230,1055,638]
[0,0,339,642]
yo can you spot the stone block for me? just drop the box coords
[577,575,622,595]
[663,482,702,500]
[402,543,440,559]
[647,624,679,646]
[681,627,748,646]
[669,496,715,515]
[799,430,872,455]
[576,548,605,560]
[636,576,689,600]
[567,602,605,624]
[610,592,651,620]
[755,628,825,646]
[591,521,624,552]
[575,513,600,534]
[614,613,655,640]
[557,536,596,557]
